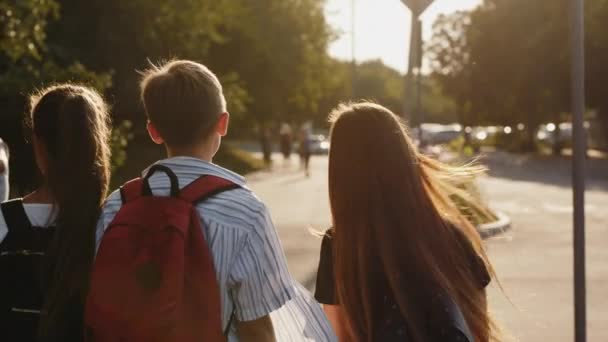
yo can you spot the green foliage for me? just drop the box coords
[450,187,498,227]
[427,0,575,151]
[353,60,404,113]
[0,0,135,190]
[0,0,111,96]
[110,120,134,171]
[428,0,608,150]
[427,11,474,126]
[208,0,335,127]
[215,144,265,175]
[3,0,335,186]
[45,0,335,134]
[0,0,58,63]
[317,59,457,125]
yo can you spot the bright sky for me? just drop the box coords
[325,0,482,73]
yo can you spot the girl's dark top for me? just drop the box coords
[315,227,491,341]
[0,199,83,342]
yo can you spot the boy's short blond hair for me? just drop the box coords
[140,60,227,148]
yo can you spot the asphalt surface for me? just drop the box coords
[247,152,608,341]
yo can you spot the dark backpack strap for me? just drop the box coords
[142,164,180,197]
[119,165,182,204]
[0,199,32,232]
[179,175,240,203]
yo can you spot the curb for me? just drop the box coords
[477,211,512,239]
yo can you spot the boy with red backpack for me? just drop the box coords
[86,60,335,341]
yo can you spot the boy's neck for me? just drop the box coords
[165,144,216,163]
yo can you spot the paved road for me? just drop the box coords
[246,153,608,341]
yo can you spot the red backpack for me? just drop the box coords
[86,165,239,342]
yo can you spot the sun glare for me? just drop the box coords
[325,0,483,73]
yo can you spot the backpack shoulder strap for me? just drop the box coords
[0,199,32,232]
[120,165,182,204]
[179,175,240,203]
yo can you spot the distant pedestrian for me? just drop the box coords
[0,138,8,202]
[279,123,293,161]
[260,127,272,166]
[298,127,311,177]
[0,85,112,341]
[315,103,497,342]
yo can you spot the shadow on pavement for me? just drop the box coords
[481,151,608,191]
[279,174,309,185]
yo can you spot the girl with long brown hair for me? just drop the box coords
[315,102,496,341]
[0,84,111,341]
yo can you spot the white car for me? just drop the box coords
[309,135,330,155]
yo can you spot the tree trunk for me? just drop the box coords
[457,102,470,152]
[522,123,538,153]
[599,107,608,151]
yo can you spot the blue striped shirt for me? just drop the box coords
[95,157,335,341]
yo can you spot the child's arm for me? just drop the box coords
[0,139,9,202]
[236,315,276,342]
[323,305,346,341]
[228,205,296,335]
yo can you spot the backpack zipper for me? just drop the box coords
[11,308,41,314]
[0,250,45,256]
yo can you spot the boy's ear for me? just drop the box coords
[215,112,230,137]
[147,121,165,145]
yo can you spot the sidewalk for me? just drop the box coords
[248,152,608,341]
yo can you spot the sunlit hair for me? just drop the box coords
[139,59,226,148]
[328,102,497,342]
[27,84,111,340]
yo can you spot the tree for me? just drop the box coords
[353,60,405,114]
[0,0,112,192]
[46,0,335,136]
[587,0,608,146]
[0,0,111,96]
[47,0,244,125]
[427,12,474,127]
[427,0,571,152]
[318,59,456,126]
[207,0,335,129]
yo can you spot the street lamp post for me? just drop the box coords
[351,0,357,99]
[400,0,434,146]
[570,0,587,341]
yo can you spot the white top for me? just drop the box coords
[0,203,55,243]
[95,157,335,342]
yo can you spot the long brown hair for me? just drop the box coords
[27,84,111,340]
[328,102,496,342]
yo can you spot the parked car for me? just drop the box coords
[537,123,573,146]
[309,134,330,155]
[412,124,463,146]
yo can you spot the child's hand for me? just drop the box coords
[0,139,8,174]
